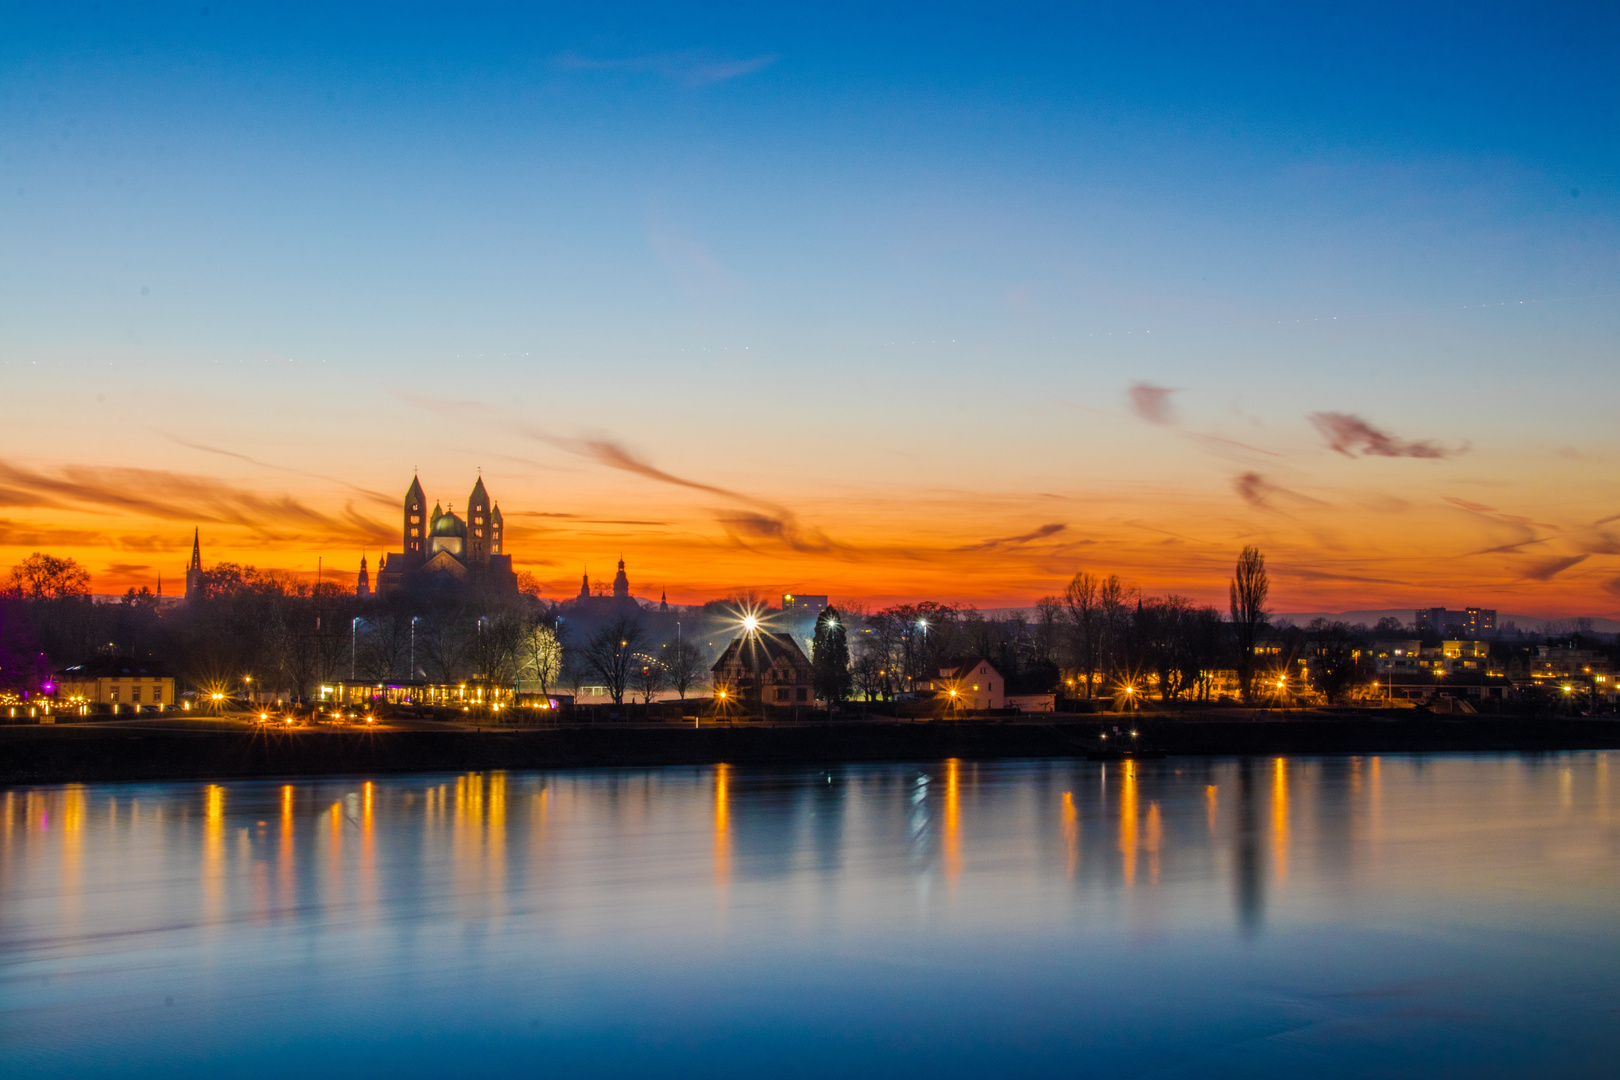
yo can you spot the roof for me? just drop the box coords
[431,511,466,537]
[936,656,1004,680]
[711,632,810,673]
[57,657,171,679]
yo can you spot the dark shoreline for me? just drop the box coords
[5,715,1620,786]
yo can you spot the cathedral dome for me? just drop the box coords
[431,512,466,537]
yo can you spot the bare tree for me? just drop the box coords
[632,654,667,704]
[581,615,646,706]
[418,606,473,684]
[1229,545,1271,704]
[1033,596,1064,664]
[851,644,887,702]
[468,611,525,690]
[520,619,564,695]
[663,636,708,700]
[1307,618,1360,704]
[358,605,414,681]
[1064,572,1102,698]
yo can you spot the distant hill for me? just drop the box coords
[989,605,1620,634]
[1273,610,1620,634]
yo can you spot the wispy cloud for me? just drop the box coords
[555,50,778,87]
[1309,412,1456,459]
[1128,382,1178,425]
[165,436,396,506]
[718,512,843,555]
[1522,554,1588,581]
[1232,472,1327,510]
[535,434,753,502]
[0,460,394,545]
[957,523,1069,552]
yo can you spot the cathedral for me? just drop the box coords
[374,475,517,595]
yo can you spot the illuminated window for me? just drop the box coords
[131,687,142,702]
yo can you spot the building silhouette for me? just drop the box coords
[376,475,516,595]
[184,529,203,600]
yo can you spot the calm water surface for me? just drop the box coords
[4,755,1620,1077]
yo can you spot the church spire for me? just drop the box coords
[184,528,204,601]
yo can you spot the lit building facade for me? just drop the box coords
[54,658,175,710]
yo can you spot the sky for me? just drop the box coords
[2,1,1618,616]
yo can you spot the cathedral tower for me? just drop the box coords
[403,476,427,558]
[467,476,492,565]
[612,557,630,599]
[357,555,371,598]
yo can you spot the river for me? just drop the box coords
[4,754,1619,1076]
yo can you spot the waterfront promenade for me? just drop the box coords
[6,711,1620,785]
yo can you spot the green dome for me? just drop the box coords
[431,511,466,537]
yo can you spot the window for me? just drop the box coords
[109,688,120,701]
[410,515,420,523]
[131,687,142,702]
[475,528,483,537]
[776,688,789,701]
[151,687,163,704]
[796,688,808,701]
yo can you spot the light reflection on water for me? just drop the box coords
[4,754,1620,1077]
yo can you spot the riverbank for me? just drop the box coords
[5,713,1620,785]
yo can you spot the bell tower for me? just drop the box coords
[467,476,492,565]
[403,475,426,559]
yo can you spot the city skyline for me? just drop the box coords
[4,2,1617,616]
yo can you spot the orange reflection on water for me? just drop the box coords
[1205,784,1218,835]
[279,785,295,913]
[944,758,961,887]
[360,781,376,915]
[1145,801,1163,884]
[714,763,731,899]
[1120,760,1138,886]
[62,786,86,930]
[1272,758,1289,882]
[203,784,225,923]
[488,772,507,905]
[1062,791,1079,880]
[1369,756,1383,851]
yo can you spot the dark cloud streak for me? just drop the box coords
[1309,412,1454,458]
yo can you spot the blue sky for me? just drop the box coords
[3,2,1618,610]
